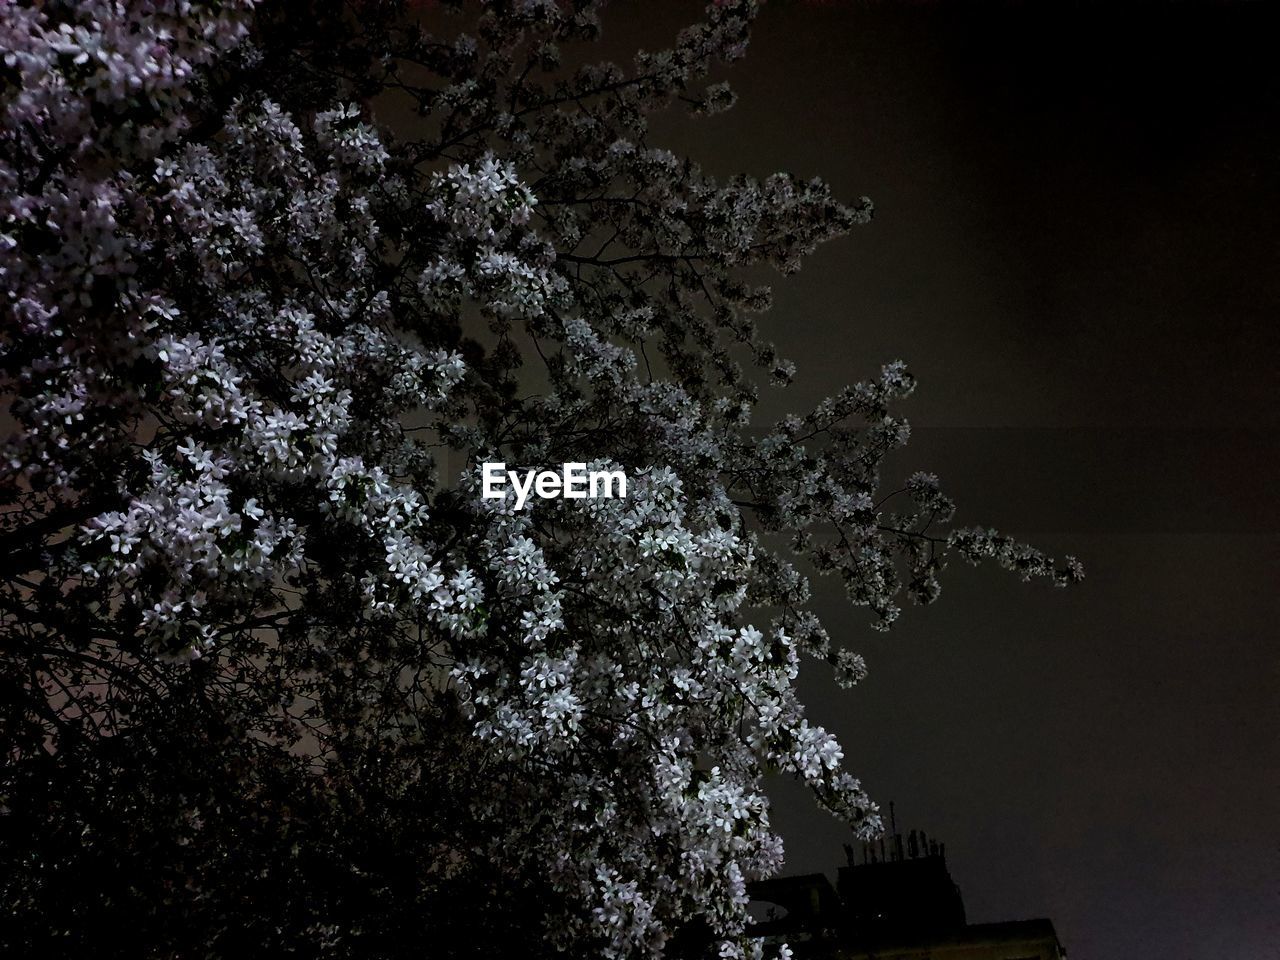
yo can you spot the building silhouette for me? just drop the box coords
[747,813,1065,959]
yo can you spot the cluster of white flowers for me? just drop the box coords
[84,439,304,657]
[420,153,565,317]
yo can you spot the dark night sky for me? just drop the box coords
[603,2,1280,957]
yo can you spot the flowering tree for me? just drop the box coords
[0,1,1081,957]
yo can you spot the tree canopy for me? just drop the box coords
[0,2,1081,957]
